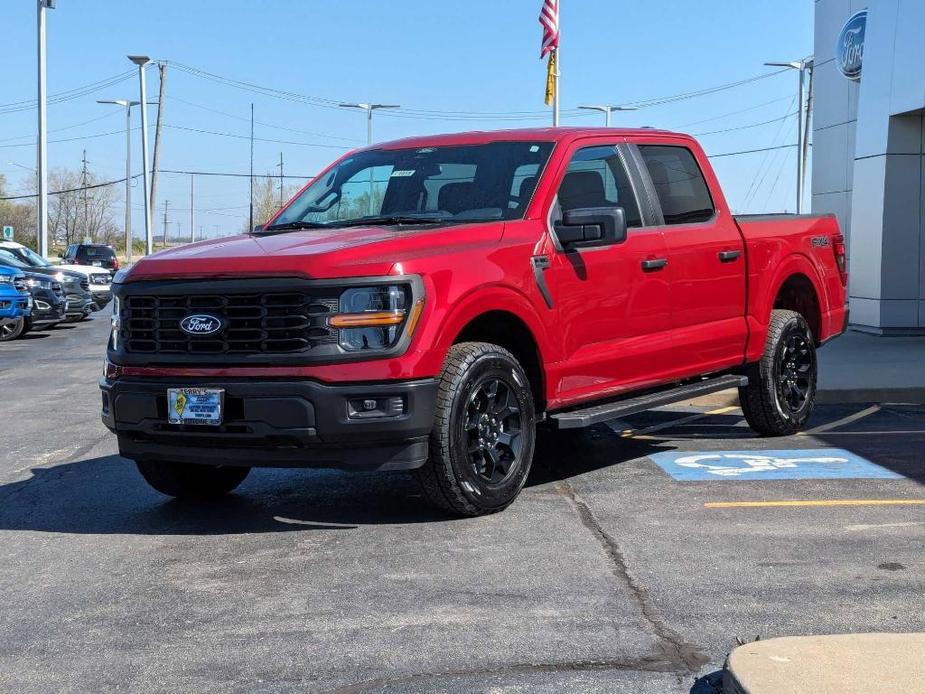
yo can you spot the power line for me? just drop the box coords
[692,111,798,137]
[708,143,798,159]
[169,95,364,144]
[673,95,793,128]
[0,110,121,144]
[0,69,138,114]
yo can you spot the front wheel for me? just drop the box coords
[0,317,25,342]
[135,460,251,499]
[739,309,817,436]
[415,342,536,517]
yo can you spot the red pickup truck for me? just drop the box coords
[101,127,847,515]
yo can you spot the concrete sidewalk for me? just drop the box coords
[724,633,925,694]
[818,330,925,403]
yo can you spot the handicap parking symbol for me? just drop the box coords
[649,448,902,481]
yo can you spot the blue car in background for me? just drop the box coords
[0,265,32,342]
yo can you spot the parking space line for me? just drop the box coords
[617,406,740,438]
[801,405,880,435]
[705,499,925,509]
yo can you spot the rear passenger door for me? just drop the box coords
[634,143,747,376]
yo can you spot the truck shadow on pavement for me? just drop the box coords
[0,427,669,536]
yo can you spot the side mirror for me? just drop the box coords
[253,224,265,232]
[555,206,627,250]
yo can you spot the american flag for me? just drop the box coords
[539,0,559,58]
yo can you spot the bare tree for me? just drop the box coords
[0,175,37,249]
[242,174,298,232]
[44,168,120,247]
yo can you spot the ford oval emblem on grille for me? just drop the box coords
[179,314,225,336]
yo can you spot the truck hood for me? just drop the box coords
[123,222,504,282]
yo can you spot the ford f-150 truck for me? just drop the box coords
[101,128,848,516]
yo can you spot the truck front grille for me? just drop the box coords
[121,291,339,356]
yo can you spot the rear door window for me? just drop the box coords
[638,145,714,225]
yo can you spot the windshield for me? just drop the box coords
[10,245,51,267]
[0,249,30,269]
[267,141,554,230]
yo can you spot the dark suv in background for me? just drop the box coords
[61,244,119,274]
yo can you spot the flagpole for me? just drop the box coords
[553,46,560,126]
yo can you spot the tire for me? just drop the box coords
[415,342,536,517]
[0,317,25,342]
[135,460,250,499]
[739,309,817,436]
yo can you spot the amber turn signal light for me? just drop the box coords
[328,311,406,328]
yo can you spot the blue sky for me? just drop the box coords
[1,1,814,238]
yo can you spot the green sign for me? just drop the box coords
[2,226,12,241]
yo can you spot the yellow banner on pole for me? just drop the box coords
[545,50,557,106]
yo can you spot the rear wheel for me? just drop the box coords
[415,342,536,517]
[739,309,817,436]
[135,460,250,499]
[0,317,25,342]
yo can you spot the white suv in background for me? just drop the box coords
[0,241,113,310]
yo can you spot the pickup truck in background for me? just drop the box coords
[101,128,848,516]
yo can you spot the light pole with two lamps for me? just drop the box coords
[577,104,638,127]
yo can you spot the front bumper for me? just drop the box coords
[0,292,30,320]
[100,376,438,471]
[28,289,66,326]
[90,287,112,309]
[65,292,94,317]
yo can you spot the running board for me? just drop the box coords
[549,374,748,430]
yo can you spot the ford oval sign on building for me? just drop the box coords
[836,9,866,81]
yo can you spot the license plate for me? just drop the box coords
[92,261,102,267]
[167,388,224,425]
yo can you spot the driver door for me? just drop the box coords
[545,143,673,406]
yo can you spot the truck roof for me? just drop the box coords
[372,126,688,150]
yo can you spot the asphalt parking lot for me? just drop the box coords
[1,317,923,693]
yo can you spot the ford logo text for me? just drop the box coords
[179,314,225,336]
[836,10,866,81]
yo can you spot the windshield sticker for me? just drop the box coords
[390,170,416,177]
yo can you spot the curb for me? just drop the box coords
[816,387,925,405]
[723,633,925,694]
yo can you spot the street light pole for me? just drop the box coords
[128,55,153,255]
[338,103,400,146]
[577,104,638,127]
[765,58,814,214]
[36,0,56,258]
[98,99,140,264]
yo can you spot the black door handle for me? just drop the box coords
[718,250,742,262]
[641,257,668,271]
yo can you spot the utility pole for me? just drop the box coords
[249,103,254,231]
[801,62,815,199]
[277,152,284,208]
[189,174,194,244]
[149,62,167,215]
[36,0,56,258]
[81,150,90,241]
[162,199,169,247]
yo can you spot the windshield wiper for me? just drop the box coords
[258,220,331,233]
[329,215,450,228]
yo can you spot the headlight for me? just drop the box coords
[26,277,51,289]
[0,274,12,284]
[329,284,417,352]
[54,272,65,282]
[110,296,121,351]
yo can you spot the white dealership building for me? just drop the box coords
[813,0,925,334]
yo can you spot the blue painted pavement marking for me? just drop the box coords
[648,448,902,481]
